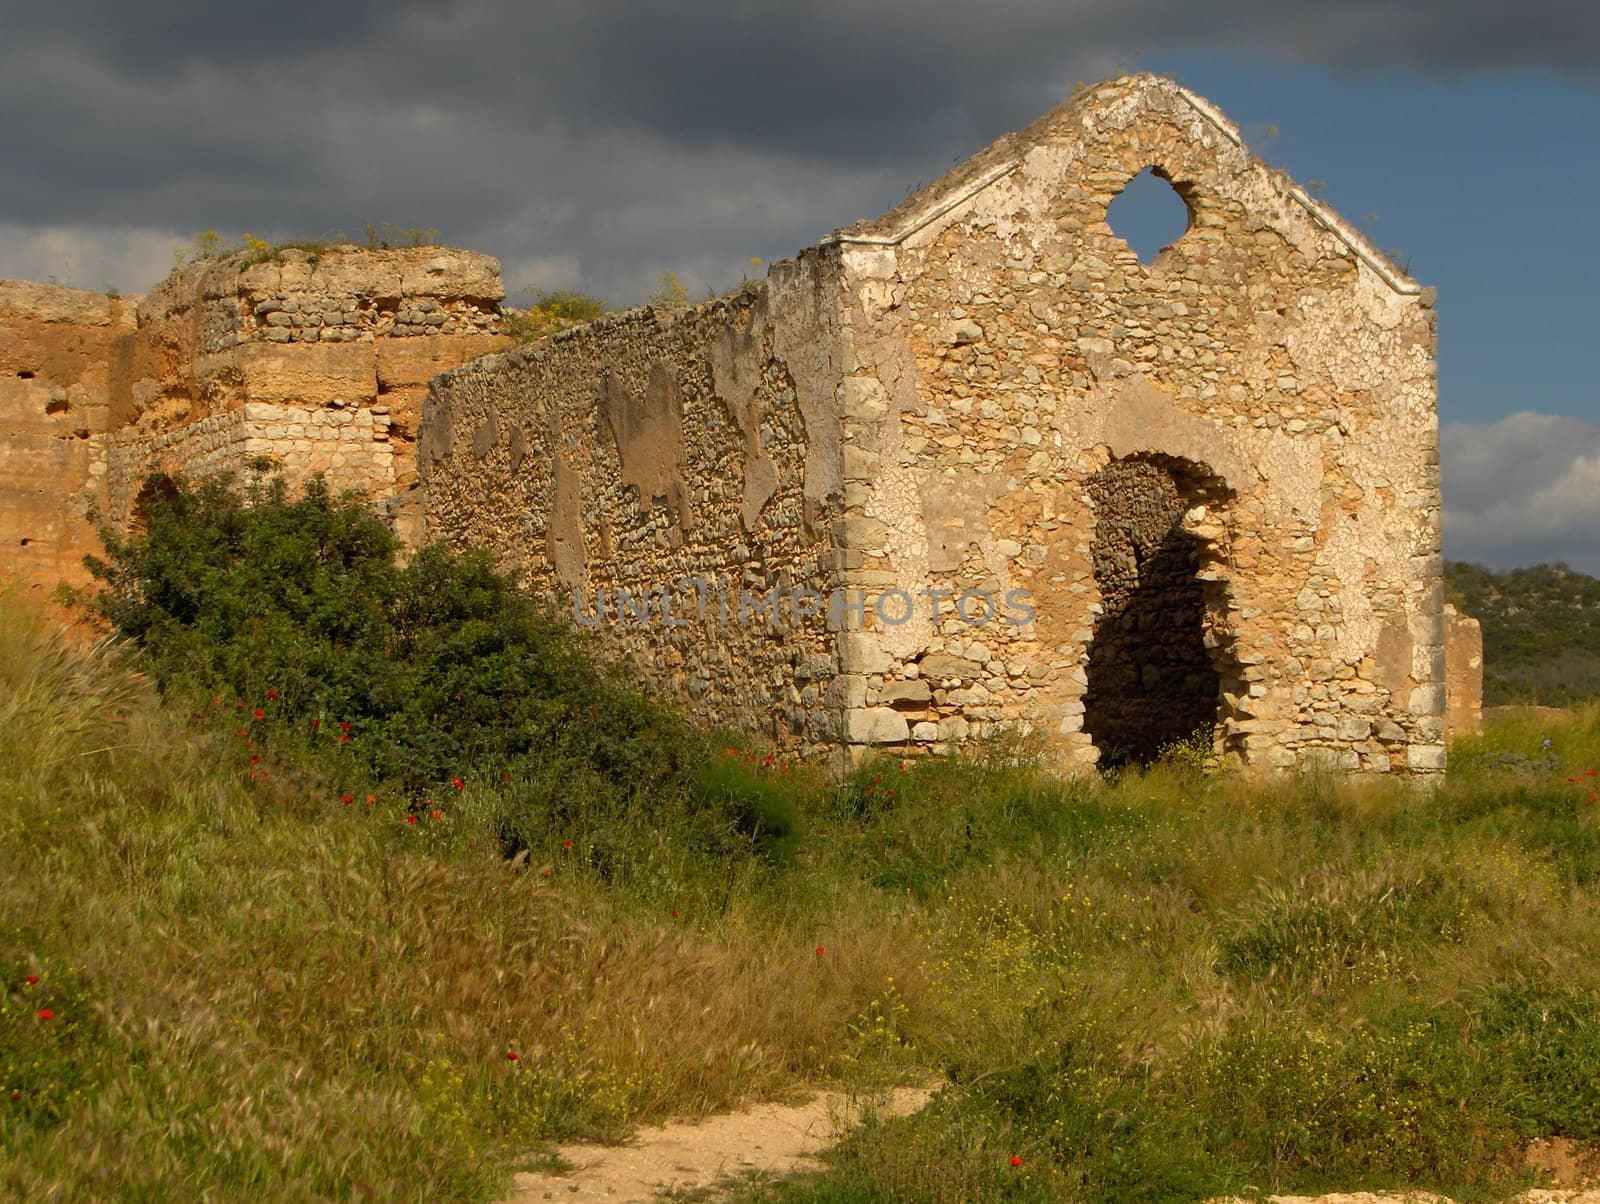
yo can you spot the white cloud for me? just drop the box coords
[1442,411,1600,573]
[0,222,185,294]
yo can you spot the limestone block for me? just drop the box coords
[227,342,378,407]
[879,679,932,705]
[1406,743,1447,772]
[845,707,911,744]
[1407,684,1445,717]
[838,632,891,674]
[919,653,983,680]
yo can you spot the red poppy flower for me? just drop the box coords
[452,777,465,791]
[238,728,248,738]
[24,975,38,985]
[1010,1155,1022,1168]
[250,754,260,765]
[366,794,376,804]
[815,946,825,956]
[340,721,351,733]
[1588,770,1598,777]
[312,719,320,729]
[253,709,264,720]
[236,702,244,711]
[339,735,350,744]
[670,908,680,918]
[266,689,277,700]
[406,815,417,826]
[505,1051,519,1061]
[36,1009,53,1020]
[211,696,221,706]
[341,794,353,805]
[562,839,572,850]
[501,772,511,782]
[432,810,443,820]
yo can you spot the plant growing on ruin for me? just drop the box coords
[362,220,441,249]
[500,287,609,343]
[648,270,688,307]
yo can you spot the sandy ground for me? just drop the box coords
[503,1085,935,1203]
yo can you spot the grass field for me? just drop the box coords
[4,594,1599,1202]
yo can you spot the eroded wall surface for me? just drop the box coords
[829,75,1443,771]
[0,281,138,598]
[420,252,849,744]
[0,246,508,595]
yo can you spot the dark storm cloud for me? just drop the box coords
[1,0,1595,299]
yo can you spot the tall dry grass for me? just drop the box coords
[6,586,1600,1200]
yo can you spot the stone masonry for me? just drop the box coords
[419,75,1453,772]
[1,75,1478,769]
[0,244,509,597]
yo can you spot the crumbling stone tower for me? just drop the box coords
[422,74,1444,772]
[0,244,508,601]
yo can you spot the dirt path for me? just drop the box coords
[503,1085,935,1203]
[504,1095,1598,1204]
[1213,1195,1600,1204]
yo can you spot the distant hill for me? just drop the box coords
[1445,561,1600,705]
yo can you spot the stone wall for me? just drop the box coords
[421,252,850,746]
[129,246,506,492]
[99,402,395,529]
[0,245,508,597]
[825,75,1444,772]
[0,75,1455,773]
[417,74,1447,773]
[0,281,138,598]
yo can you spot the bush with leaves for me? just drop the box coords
[85,471,759,846]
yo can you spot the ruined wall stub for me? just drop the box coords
[423,73,1445,772]
[1443,604,1483,739]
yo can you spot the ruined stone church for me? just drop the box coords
[0,75,1464,771]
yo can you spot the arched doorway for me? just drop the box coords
[1081,455,1231,768]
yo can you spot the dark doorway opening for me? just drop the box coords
[1082,456,1221,768]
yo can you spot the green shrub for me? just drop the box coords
[501,287,609,342]
[694,750,804,864]
[1472,983,1600,1138]
[87,471,700,814]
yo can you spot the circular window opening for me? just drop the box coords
[1106,168,1191,264]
